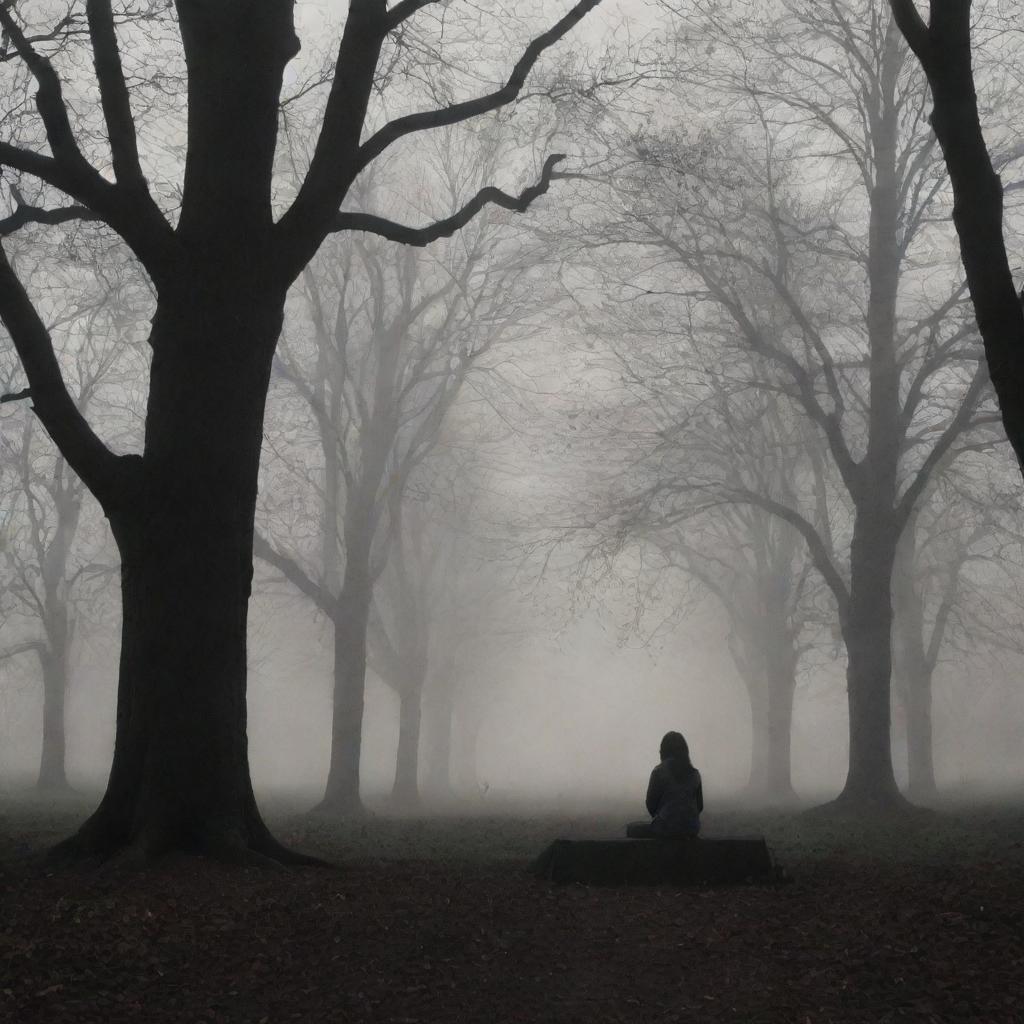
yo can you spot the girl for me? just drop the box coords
[628,731,703,838]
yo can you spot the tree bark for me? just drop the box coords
[836,510,904,808]
[53,286,317,863]
[320,564,373,815]
[830,22,909,812]
[36,646,69,791]
[391,686,423,806]
[763,643,797,802]
[892,523,938,801]
[890,0,1024,472]
[903,662,936,800]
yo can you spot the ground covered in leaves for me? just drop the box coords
[2,792,1023,1023]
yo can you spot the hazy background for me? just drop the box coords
[2,0,1023,814]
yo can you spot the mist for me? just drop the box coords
[1,1,1023,1021]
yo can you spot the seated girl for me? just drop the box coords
[627,731,703,838]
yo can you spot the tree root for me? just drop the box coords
[43,807,335,871]
[802,788,934,821]
[307,794,372,820]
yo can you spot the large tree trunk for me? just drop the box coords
[904,663,936,800]
[36,468,80,793]
[36,645,69,791]
[764,644,798,802]
[828,23,909,813]
[391,686,423,807]
[836,510,905,809]
[320,563,373,815]
[53,287,314,864]
[892,525,938,802]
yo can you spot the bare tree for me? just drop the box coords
[558,323,835,803]
[576,0,1001,808]
[893,458,1024,796]
[0,0,602,862]
[0,238,140,790]
[256,134,550,814]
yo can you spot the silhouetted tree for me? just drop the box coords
[0,0,601,861]
[890,0,1024,473]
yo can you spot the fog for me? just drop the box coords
[2,568,1022,808]
[1,0,1024,835]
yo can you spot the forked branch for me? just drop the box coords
[0,185,101,236]
[0,242,124,507]
[729,487,850,617]
[281,0,601,272]
[358,0,603,172]
[0,3,174,274]
[86,0,147,193]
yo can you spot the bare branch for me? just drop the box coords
[0,639,47,664]
[0,5,174,275]
[332,154,566,246]
[280,0,600,275]
[0,242,127,508]
[253,530,334,615]
[730,488,850,617]
[86,0,146,192]
[357,0,603,171]
[897,364,989,524]
[0,190,102,236]
[888,0,932,66]
[0,5,87,167]
[386,0,443,30]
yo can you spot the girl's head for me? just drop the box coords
[659,730,692,766]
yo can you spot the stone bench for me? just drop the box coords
[528,836,776,886]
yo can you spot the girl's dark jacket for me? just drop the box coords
[645,757,703,836]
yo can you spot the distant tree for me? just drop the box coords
[368,495,451,806]
[0,240,140,790]
[581,0,1003,808]
[256,135,549,814]
[639,398,831,804]
[0,412,101,790]
[893,459,1024,797]
[368,445,517,806]
[0,0,602,862]
[553,309,837,803]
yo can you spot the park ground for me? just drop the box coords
[1,791,1023,1023]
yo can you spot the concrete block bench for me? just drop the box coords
[528,836,776,886]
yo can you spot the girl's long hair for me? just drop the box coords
[659,731,696,781]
